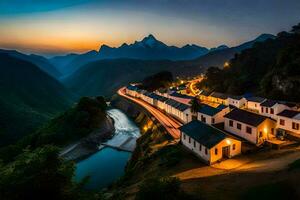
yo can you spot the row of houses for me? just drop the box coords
[199,91,299,137]
[125,85,193,123]
[181,91,298,163]
[126,85,299,165]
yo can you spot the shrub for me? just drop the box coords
[136,176,197,200]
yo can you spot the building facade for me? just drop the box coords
[228,96,246,108]
[224,109,276,145]
[208,92,229,105]
[246,96,266,113]
[197,105,230,125]
[180,121,241,164]
[277,110,300,136]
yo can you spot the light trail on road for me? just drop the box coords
[118,87,182,140]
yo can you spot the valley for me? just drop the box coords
[0,4,299,198]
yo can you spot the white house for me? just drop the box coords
[197,104,230,125]
[168,92,193,105]
[165,99,192,123]
[277,110,300,136]
[141,92,154,105]
[199,90,211,101]
[245,96,266,113]
[125,85,139,97]
[180,120,241,165]
[150,93,169,110]
[228,96,246,108]
[208,92,229,105]
[260,100,296,120]
[224,108,276,145]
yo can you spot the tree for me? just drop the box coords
[141,71,173,91]
[0,146,101,200]
[291,22,300,34]
[190,97,202,114]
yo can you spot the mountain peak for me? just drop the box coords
[146,34,156,40]
[99,44,111,52]
[254,33,276,42]
[141,34,159,46]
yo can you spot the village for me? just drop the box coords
[124,79,300,165]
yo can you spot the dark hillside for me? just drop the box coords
[0,53,73,145]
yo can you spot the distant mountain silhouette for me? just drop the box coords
[193,34,276,67]
[97,34,209,60]
[52,34,213,76]
[0,53,73,146]
[63,58,204,97]
[49,53,79,75]
[0,49,61,78]
[210,45,229,52]
[63,34,276,98]
[49,34,274,77]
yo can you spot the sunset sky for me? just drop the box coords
[1,0,300,57]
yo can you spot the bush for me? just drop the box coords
[288,158,300,170]
[136,176,197,200]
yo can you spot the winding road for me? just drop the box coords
[118,87,182,140]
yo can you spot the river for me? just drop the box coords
[75,108,140,189]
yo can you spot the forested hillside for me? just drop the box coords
[198,23,300,102]
[0,54,73,146]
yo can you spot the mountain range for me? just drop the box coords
[50,34,228,76]
[50,34,275,77]
[0,49,61,78]
[63,33,275,97]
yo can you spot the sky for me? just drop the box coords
[0,0,300,57]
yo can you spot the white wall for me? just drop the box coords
[224,118,258,144]
[197,107,230,125]
[209,138,241,163]
[181,132,210,163]
[260,104,290,120]
[247,101,261,113]
[181,132,241,164]
[228,98,246,108]
[197,113,213,124]
[277,116,300,135]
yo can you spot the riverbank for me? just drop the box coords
[60,114,115,161]
[75,108,141,190]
